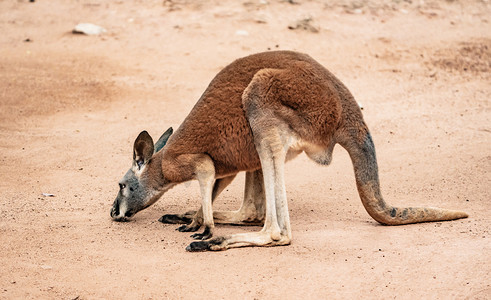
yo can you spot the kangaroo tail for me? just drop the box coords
[337,126,468,225]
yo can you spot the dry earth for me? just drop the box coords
[0,0,490,299]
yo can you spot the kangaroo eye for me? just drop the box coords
[119,183,126,190]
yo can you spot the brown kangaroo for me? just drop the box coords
[110,51,468,251]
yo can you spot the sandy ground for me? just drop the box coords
[0,0,490,299]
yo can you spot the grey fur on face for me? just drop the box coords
[110,128,173,222]
[111,169,147,221]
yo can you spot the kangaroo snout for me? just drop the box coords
[110,198,134,222]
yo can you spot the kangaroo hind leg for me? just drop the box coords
[212,169,266,226]
[187,136,292,251]
[187,69,293,251]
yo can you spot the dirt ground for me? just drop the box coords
[0,0,490,299]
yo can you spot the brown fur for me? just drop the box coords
[159,51,337,178]
[112,51,468,251]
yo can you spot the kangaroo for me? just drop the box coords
[110,51,468,251]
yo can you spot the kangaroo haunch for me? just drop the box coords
[110,51,468,251]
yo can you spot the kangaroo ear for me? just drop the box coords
[133,131,154,169]
[154,127,173,153]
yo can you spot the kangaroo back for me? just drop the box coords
[162,51,325,177]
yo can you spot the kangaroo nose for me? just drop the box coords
[110,205,118,218]
[110,198,120,219]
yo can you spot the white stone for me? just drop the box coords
[73,23,106,35]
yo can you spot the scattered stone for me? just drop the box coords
[288,17,319,33]
[235,30,249,36]
[72,23,106,36]
[40,265,53,270]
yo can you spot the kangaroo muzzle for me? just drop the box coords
[110,198,133,222]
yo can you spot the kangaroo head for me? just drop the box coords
[110,127,173,222]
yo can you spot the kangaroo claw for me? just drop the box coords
[177,224,200,232]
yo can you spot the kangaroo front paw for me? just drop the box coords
[190,226,213,240]
[159,214,192,224]
[177,224,200,232]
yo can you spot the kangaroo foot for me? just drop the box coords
[190,226,213,240]
[186,237,226,252]
[185,231,291,251]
